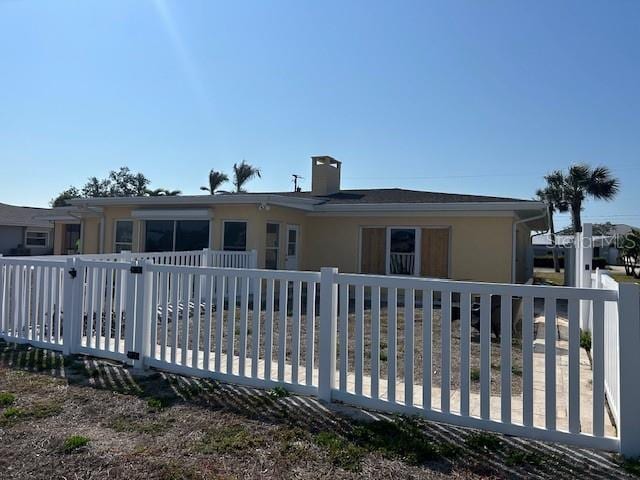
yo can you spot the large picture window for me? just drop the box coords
[223,221,247,251]
[114,220,133,252]
[144,220,209,252]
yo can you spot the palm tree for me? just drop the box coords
[536,171,568,272]
[555,164,620,233]
[200,170,229,194]
[232,161,261,192]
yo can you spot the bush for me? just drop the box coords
[0,392,16,406]
[580,330,592,352]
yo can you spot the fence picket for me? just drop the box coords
[500,294,512,423]
[593,298,605,436]
[405,288,415,407]
[264,279,275,380]
[545,297,557,430]
[215,275,225,371]
[480,294,491,420]
[238,276,250,377]
[291,281,302,385]
[441,290,451,413]
[203,274,213,371]
[522,296,534,427]
[460,291,471,417]
[227,276,238,375]
[568,298,580,433]
[277,279,288,382]
[305,282,316,386]
[191,273,201,369]
[251,278,262,378]
[423,289,432,411]
[371,286,381,399]
[339,283,349,392]
[388,287,397,404]
[355,284,364,396]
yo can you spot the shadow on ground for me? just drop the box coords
[0,340,634,479]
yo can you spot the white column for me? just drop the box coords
[618,283,640,456]
[318,267,338,402]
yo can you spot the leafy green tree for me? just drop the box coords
[200,170,229,194]
[50,186,81,207]
[232,161,261,192]
[620,229,640,278]
[82,177,111,197]
[146,188,181,196]
[536,171,568,272]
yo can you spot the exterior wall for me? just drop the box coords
[95,204,308,269]
[302,215,515,283]
[0,225,53,256]
[81,217,101,254]
[515,223,533,283]
[53,204,523,283]
[0,226,24,255]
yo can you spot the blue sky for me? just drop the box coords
[1,0,638,229]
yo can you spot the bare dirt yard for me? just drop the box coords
[0,340,634,479]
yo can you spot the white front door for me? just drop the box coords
[285,225,299,270]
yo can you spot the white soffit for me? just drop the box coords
[131,209,210,220]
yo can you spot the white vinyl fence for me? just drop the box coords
[590,270,621,428]
[1,257,640,455]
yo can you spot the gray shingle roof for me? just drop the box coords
[264,188,537,205]
[0,203,52,228]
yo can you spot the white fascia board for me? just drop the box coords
[67,194,319,211]
[310,201,546,215]
[131,209,211,220]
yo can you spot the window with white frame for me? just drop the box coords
[223,221,247,251]
[25,231,48,248]
[265,223,279,269]
[114,220,134,253]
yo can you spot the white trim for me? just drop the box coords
[222,219,249,252]
[314,201,546,213]
[24,230,50,248]
[308,210,519,218]
[131,209,210,220]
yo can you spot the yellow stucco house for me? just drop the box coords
[46,156,547,283]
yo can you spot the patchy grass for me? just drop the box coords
[0,340,631,479]
[470,368,480,382]
[0,392,16,406]
[62,435,90,453]
[534,270,565,286]
[197,425,259,454]
[315,432,366,472]
[268,386,290,399]
[580,329,592,353]
[465,432,502,452]
[615,454,640,476]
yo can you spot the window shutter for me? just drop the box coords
[421,228,450,278]
[360,228,386,274]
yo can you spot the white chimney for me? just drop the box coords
[311,156,341,196]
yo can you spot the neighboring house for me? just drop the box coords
[0,202,54,256]
[532,224,637,266]
[45,156,547,283]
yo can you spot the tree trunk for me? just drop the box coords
[549,210,561,273]
[571,202,582,233]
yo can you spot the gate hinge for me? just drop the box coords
[130,265,143,274]
[127,351,140,360]
[68,268,77,279]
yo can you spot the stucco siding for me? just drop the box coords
[302,215,514,283]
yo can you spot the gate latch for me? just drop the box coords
[130,265,143,274]
[68,268,77,279]
[127,351,140,360]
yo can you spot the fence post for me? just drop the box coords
[121,250,132,263]
[318,267,338,402]
[250,250,258,269]
[618,282,640,457]
[62,257,78,355]
[0,256,5,340]
[201,248,210,267]
[132,260,153,370]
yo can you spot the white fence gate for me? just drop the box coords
[2,257,640,455]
